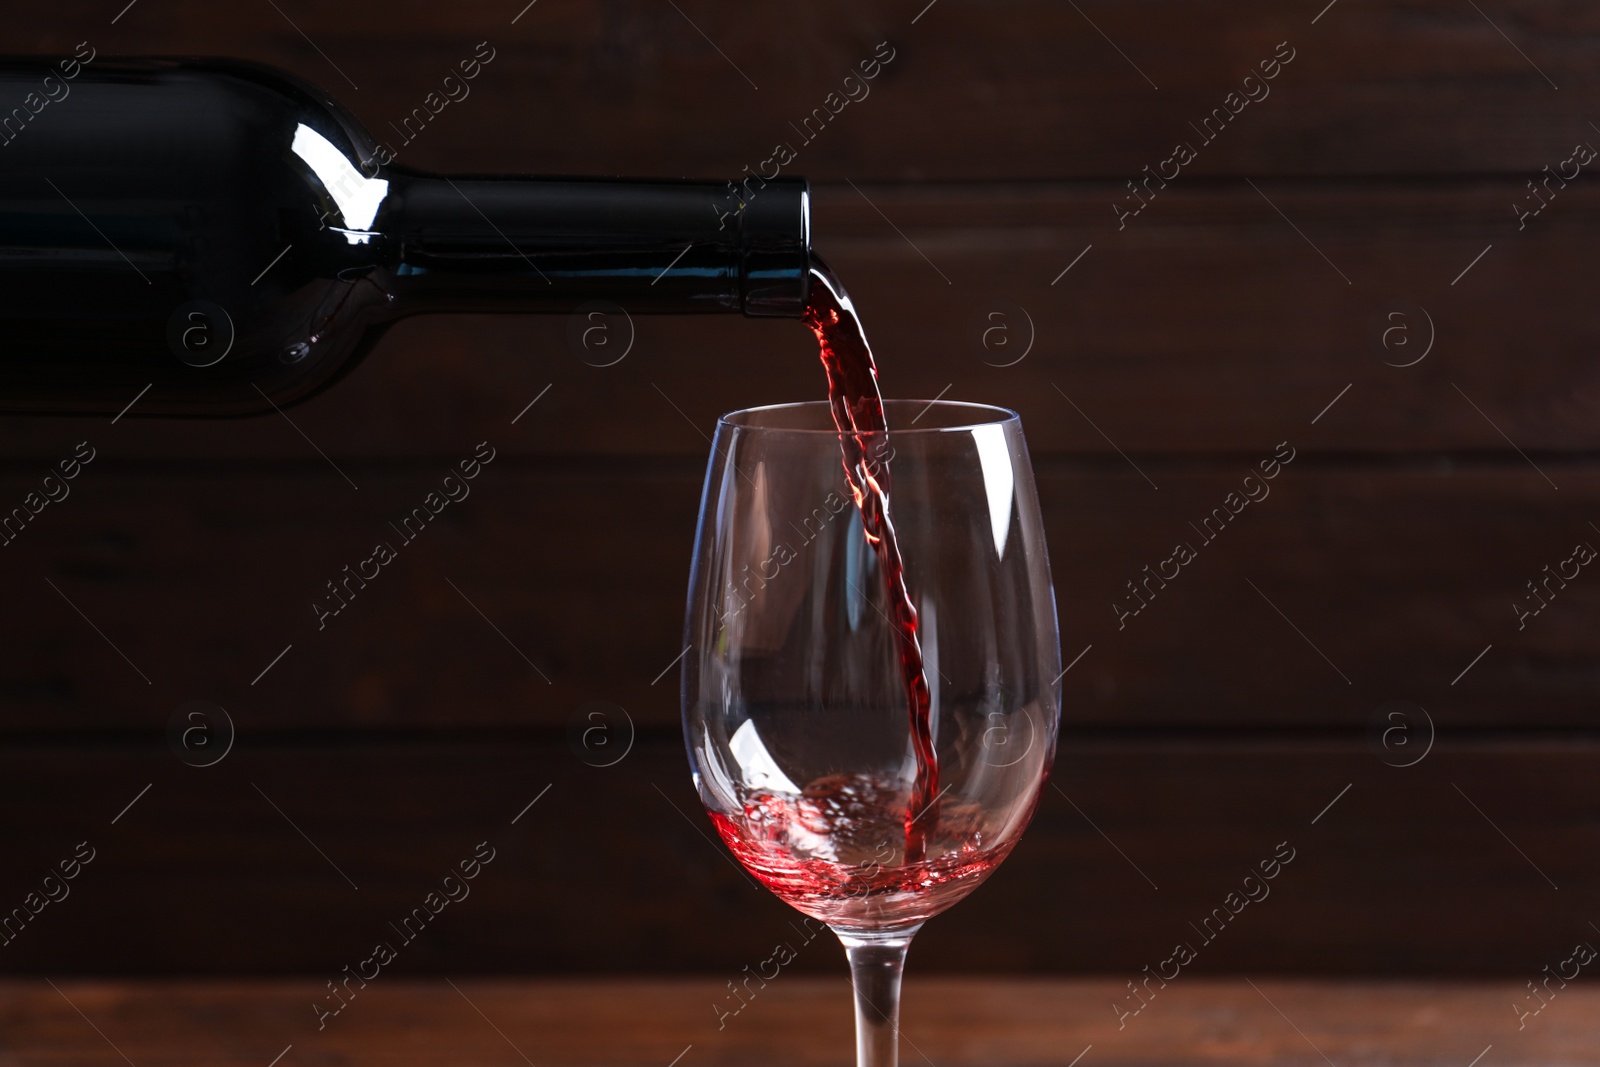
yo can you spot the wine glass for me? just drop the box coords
[681,400,1061,1067]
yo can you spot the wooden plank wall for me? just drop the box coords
[2,1,1598,975]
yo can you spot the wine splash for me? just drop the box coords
[800,259,939,864]
[708,774,1009,929]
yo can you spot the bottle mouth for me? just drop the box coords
[739,178,811,317]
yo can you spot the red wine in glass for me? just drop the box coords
[682,260,1061,1067]
[707,772,1023,928]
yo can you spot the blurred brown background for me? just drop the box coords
[2,0,1596,979]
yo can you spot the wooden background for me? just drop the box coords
[3,0,1598,977]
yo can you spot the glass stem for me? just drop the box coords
[835,926,921,1067]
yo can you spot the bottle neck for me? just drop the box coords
[379,172,810,316]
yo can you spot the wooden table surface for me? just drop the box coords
[4,978,1593,1066]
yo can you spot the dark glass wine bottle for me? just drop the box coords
[0,53,810,415]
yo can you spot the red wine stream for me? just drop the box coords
[801,260,939,864]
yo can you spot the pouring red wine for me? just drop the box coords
[683,255,1061,1067]
[705,258,956,907]
[0,52,1062,1067]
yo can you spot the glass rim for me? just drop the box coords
[717,399,1021,435]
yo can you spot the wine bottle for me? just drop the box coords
[0,54,810,416]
